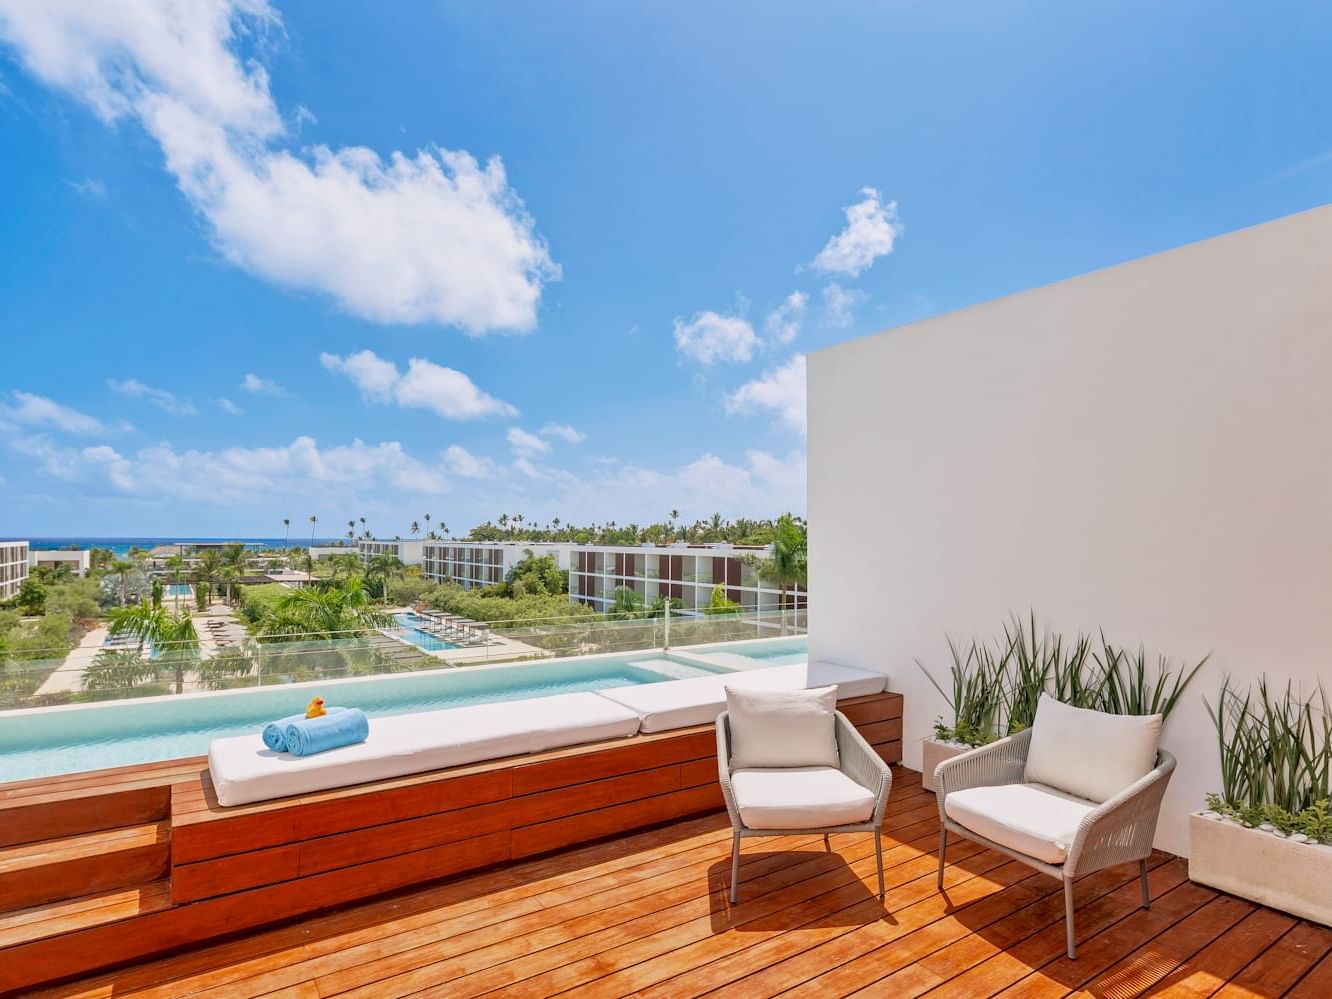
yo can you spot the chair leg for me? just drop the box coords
[823,833,831,852]
[729,831,741,904]
[937,826,947,891]
[1139,858,1150,909]
[875,828,885,898]
[1064,877,1077,960]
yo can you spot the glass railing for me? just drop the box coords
[0,605,809,711]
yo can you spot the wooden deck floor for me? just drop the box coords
[31,769,1332,999]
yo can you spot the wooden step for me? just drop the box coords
[0,782,172,849]
[0,823,170,912]
[0,880,172,950]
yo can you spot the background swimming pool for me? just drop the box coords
[165,583,192,596]
[389,611,459,652]
[0,653,734,782]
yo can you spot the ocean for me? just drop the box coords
[19,538,349,557]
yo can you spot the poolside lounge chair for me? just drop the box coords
[716,686,893,903]
[934,694,1175,959]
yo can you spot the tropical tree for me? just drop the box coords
[166,553,186,590]
[327,552,362,581]
[257,578,389,640]
[282,517,291,551]
[108,601,200,695]
[750,513,808,635]
[110,559,136,606]
[409,520,420,538]
[364,553,405,601]
[424,513,431,538]
[193,549,222,602]
[81,648,157,699]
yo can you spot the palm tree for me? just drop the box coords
[347,519,356,541]
[217,564,240,605]
[307,515,318,581]
[409,520,421,538]
[193,549,222,607]
[110,559,135,606]
[751,513,808,636]
[258,578,389,640]
[108,601,200,695]
[282,517,290,550]
[424,513,431,538]
[364,553,405,601]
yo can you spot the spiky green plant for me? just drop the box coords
[917,636,1006,747]
[1097,637,1207,718]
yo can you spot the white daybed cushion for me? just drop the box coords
[726,685,839,769]
[598,661,886,734]
[1024,693,1162,803]
[944,782,1096,864]
[208,692,641,807]
[731,767,875,830]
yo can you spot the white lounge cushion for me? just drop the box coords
[944,782,1096,864]
[726,685,839,769]
[209,692,640,807]
[731,766,876,830]
[1024,693,1162,803]
[598,662,886,733]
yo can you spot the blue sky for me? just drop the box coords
[2,1,1331,538]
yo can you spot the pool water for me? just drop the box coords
[681,636,809,668]
[0,653,735,782]
[389,612,459,652]
[165,583,192,596]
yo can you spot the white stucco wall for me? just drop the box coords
[807,205,1332,857]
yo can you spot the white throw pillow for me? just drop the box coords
[725,685,840,769]
[1023,693,1162,804]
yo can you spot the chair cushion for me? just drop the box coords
[731,766,876,830]
[597,662,886,733]
[1024,693,1162,803]
[726,685,839,769]
[944,782,1096,864]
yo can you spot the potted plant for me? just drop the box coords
[1190,678,1332,924]
[919,613,1203,792]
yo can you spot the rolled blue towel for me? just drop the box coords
[262,706,344,752]
[283,708,370,758]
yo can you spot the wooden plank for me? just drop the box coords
[1212,921,1332,997]
[0,882,172,949]
[511,731,713,795]
[173,845,301,905]
[858,717,904,744]
[839,693,903,726]
[0,822,170,911]
[873,739,904,764]
[0,785,170,848]
[0,831,511,994]
[511,783,722,859]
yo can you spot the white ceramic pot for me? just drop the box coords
[1188,811,1332,926]
[921,738,970,793]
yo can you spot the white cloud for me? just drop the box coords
[821,282,866,328]
[442,444,497,479]
[512,456,547,479]
[67,177,107,199]
[12,433,449,505]
[0,390,116,435]
[108,378,197,415]
[726,354,807,437]
[811,187,902,278]
[763,291,808,345]
[673,310,758,365]
[321,349,516,420]
[240,372,286,397]
[0,1,557,333]
[507,427,551,457]
[539,422,585,444]
[216,397,243,415]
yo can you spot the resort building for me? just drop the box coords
[419,539,807,615]
[356,538,426,566]
[308,544,357,560]
[27,548,91,577]
[421,541,569,590]
[0,539,29,600]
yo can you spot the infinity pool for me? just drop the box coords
[0,652,735,782]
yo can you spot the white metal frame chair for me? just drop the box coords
[934,728,1176,959]
[717,709,893,903]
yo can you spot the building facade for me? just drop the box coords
[421,542,568,590]
[356,539,426,567]
[418,540,807,615]
[28,549,91,577]
[0,540,31,601]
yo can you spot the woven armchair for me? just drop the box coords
[935,728,1176,959]
[717,710,892,904]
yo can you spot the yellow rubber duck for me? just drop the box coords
[305,696,327,719]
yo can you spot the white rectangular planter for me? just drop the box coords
[921,738,969,793]
[1189,812,1332,926]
